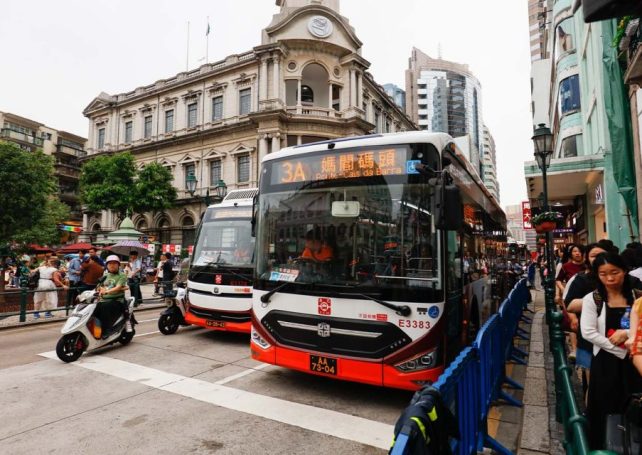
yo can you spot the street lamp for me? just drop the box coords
[532,123,555,324]
[186,171,227,207]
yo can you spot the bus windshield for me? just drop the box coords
[256,179,442,300]
[192,206,254,268]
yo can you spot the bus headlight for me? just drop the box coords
[251,326,271,350]
[394,348,439,372]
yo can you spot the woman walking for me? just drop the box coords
[580,252,642,449]
[33,258,67,319]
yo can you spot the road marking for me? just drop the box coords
[38,351,392,449]
[136,318,159,323]
[134,331,160,337]
[214,363,270,385]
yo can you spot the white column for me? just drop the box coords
[271,133,280,154]
[258,135,269,166]
[272,56,280,100]
[350,70,357,107]
[357,73,363,107]
[297,79,302,105]
[260,59,269,101]
[328,83,333,109]
[82,213,89,231]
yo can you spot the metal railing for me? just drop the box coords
[391,279,531,455]
[0,281,167,324]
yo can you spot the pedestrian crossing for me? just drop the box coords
[38,351,393,450]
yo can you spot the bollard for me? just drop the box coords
[19,288,27,322]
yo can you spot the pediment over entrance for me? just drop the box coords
[263,5,362,55]
[83,92,114,115]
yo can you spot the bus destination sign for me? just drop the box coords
[270,147,408,184]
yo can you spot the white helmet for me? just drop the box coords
[106,255,121,264]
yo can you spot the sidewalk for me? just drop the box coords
[0,284,163,329]
[485,283,568,454]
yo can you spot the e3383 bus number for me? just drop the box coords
[398,320,431,330]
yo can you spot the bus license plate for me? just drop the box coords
[309,355,337,375]
[206,320,226,328]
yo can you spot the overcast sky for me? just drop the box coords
[0,0,533,207]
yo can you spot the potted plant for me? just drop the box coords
[532,211,560,233]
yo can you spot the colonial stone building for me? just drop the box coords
[81,0,415,247]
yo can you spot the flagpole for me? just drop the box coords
[206,16,209,64]
[186,21,190,71]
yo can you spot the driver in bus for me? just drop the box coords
[233,241,252,263]
[300,230,334,262]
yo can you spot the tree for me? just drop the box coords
[12,198,70,246]
[79,152,177,218]
[0,142,58,245]
[133,162,178,214]
[79,152,137,217]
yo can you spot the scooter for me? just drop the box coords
[158,282,189,335]
[55,290,137,363]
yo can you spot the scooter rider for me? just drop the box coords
[95,255,130,334]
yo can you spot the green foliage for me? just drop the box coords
[12,198,70,245]
[532,211,560,225]
[133,162,177,214]
[80,153,177,218]
[80,152,136,217]
[612,16,633,49]
[0,141,58,245]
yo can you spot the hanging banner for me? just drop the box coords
[141,244,156,254]
[188,245,194,255]
[57,225,83,233]
[162,244,182,254]
[522,201,532,230]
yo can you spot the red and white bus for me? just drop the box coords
[186,189,257,333]
[250,132,506,390]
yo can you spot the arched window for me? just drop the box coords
[159,218,171,245]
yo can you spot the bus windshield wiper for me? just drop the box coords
[260,281,296,304]
[334,291,411,317]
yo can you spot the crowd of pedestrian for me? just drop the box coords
[542,239,642,449]
[2,248,179,319]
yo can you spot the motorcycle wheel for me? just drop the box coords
[56,334,84,363]
[158,313,179,335]
[119,328,135,345]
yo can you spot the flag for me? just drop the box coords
[206,23,210,36]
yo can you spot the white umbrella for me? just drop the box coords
[108,240,151,257]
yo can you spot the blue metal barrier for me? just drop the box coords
[391,279,532,455]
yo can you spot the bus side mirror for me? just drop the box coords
[433,184,463,231]
[251,195,258,237]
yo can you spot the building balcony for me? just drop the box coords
[624,19,642,85]
[55,166,80,179]
[55,144,87,158]
[286,106,343,119]
[0,128,44,146]
[58,190,80,202]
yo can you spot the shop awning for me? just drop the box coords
[524,155,604,202]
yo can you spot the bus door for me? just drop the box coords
[444,231,464,362]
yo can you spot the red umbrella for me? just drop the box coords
[28,244,54,253]
[56,242,95,254]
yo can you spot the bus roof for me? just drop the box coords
[262,131,453,162]
[206,188,257,209]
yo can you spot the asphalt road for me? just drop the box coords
[0,307,413,454]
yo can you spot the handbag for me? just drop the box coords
[27,269,40,289]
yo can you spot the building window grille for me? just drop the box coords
[212,96,223,121]
[165,109,174,133]
[144,115,152,139]
[210,160,221,186]
[187,102,198,128]
[237,155,250,183]
[239,89,251,116]
[97,128,105,149]
[124,121,133,143]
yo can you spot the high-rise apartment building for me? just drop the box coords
[382,83,406,112]
[0,111,86,227]
[482,125,500,202]
[528,0,550,62]
[405,47,485,176]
